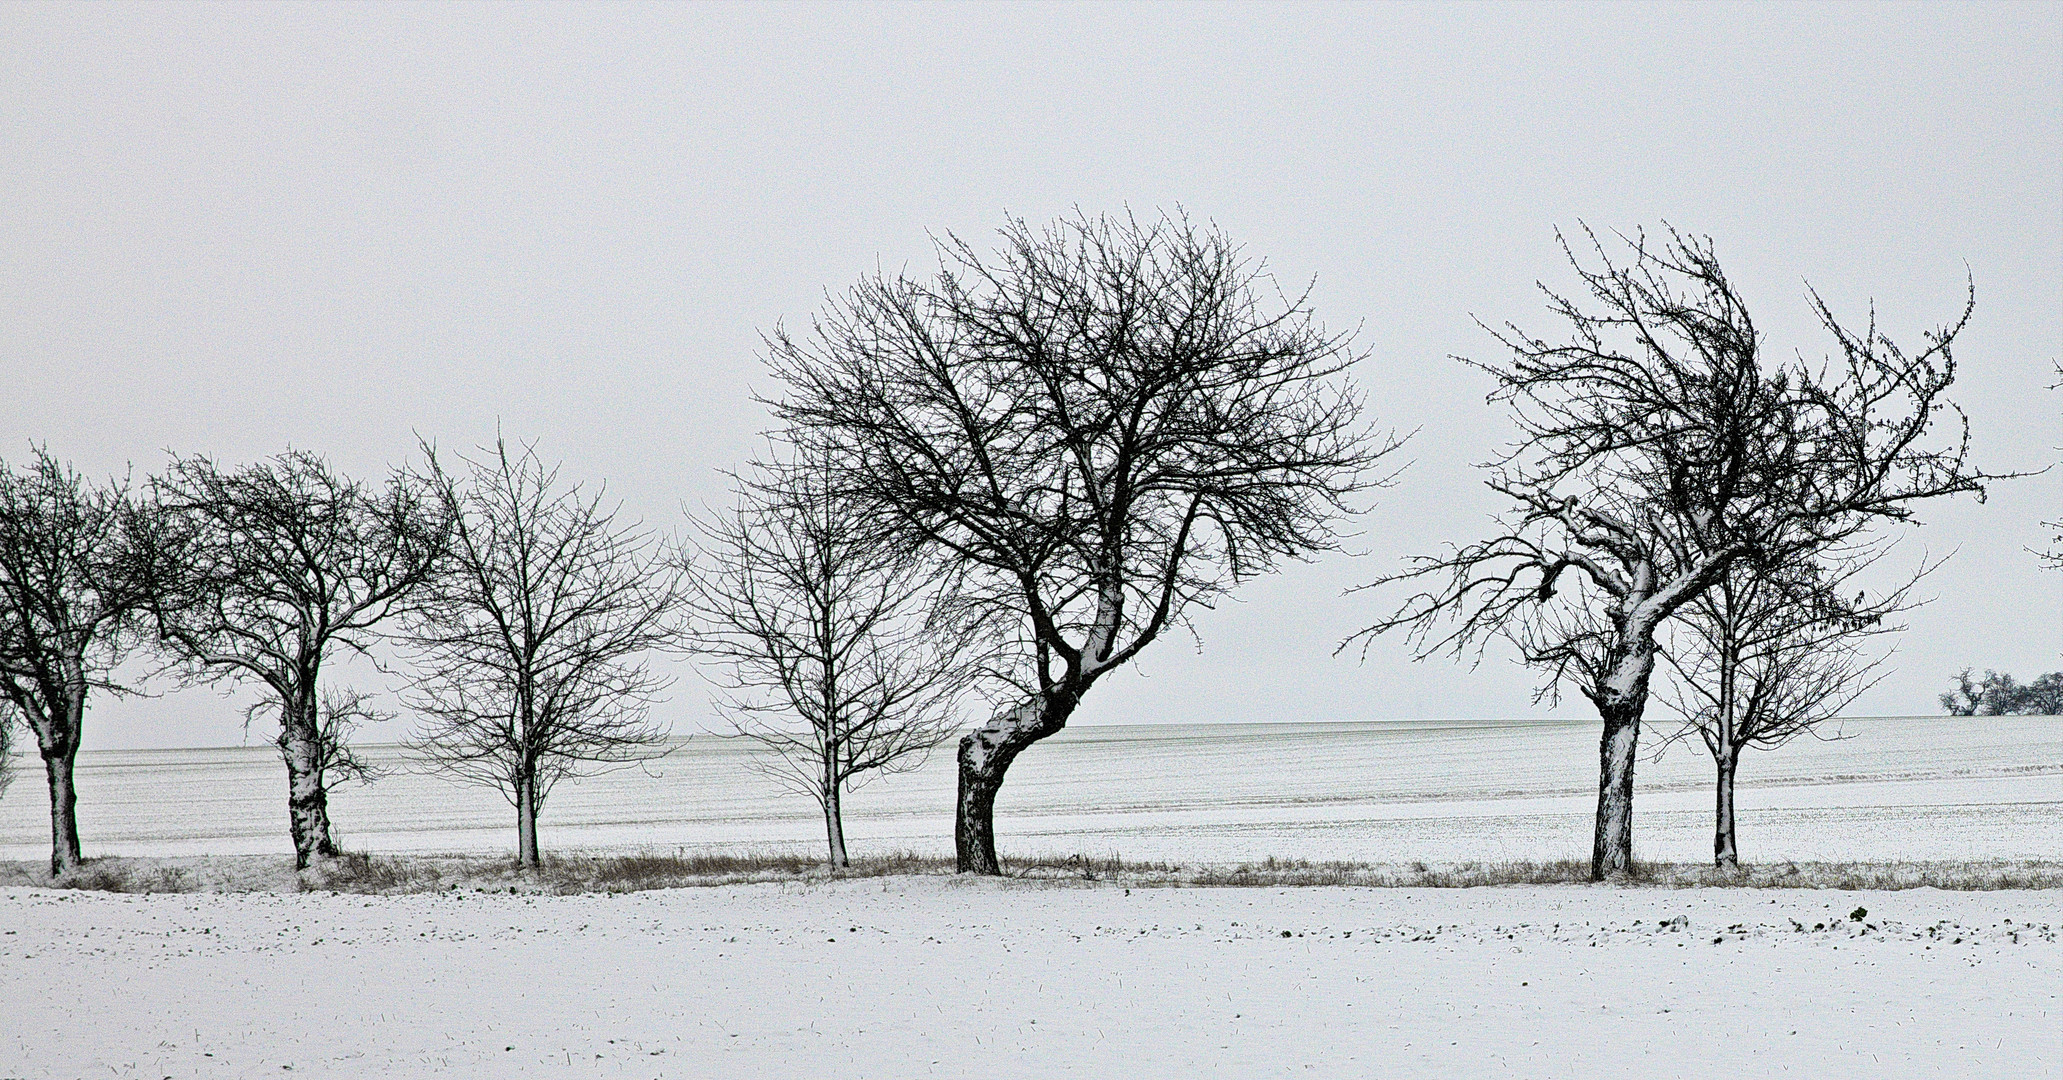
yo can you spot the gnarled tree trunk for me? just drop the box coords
[1590,640,1655,881]
[280,691,337,870]
[42,744,81,875]
[955,694,1076,875]
[24,685,88,875]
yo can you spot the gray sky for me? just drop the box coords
[3,2,2057,750]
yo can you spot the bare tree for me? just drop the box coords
[405,439,678,868]
[684,450,972,867]
[1658,551,1914,868]
[2024,674,2063,715]
[769,210,1398,874]
[0,448,151,873]
[142,451,447,868]
[1942,669,2014,715]
[1351,226,1995,880]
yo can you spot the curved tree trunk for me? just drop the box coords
[1713,749,1741,870]
[1589,640,1655,881]
[955,694,1075,875]
[954,760,1004,875]
[281,691,337,870]
[1591,708,1641,879]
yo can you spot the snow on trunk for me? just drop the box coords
[1714,747,1741,869]
[1589,639,1654,880]
[30,686,86,875]
[41,745,81,875]
[515,768,541,869]
[281,691,338,870]
[956,695,1074,875]
[824,772,849,868]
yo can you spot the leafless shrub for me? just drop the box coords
[302,851,424,892]
[35,860,192,894]
[1657,549,1920,868]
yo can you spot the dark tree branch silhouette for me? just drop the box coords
[0,447,151,873]
[684,449,974,866]
[405,439,679,868]
[1657,546,1918,868]
[769,209,1400,874]
[1349,225,1997,880]
[2041,361,2061,576]
[142,451,448,869]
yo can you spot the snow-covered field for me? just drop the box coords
[4,716,2060,865]
[4,718,2059,1077]
[2,879,2057,1078]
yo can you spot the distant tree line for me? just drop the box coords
[0,210,2048,882]
[1940,670,2063,716]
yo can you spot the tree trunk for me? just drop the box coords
[1714,749,1740,870]
[1589,640,1655,881]
[956,693,1074,875]
[42,745,81,875]
[1591,708,1641,879]
[515,768,540,869]
[25,688,87,876]
[955,756,1004,876]
[824,774,848,869]
[280,692,337,870]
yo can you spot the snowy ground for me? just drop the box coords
[4,716,2060,866]
[6,718,2058,1077]
[2,878,2056,1078]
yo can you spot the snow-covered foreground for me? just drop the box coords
[4,716,2060,866]
[3,879,2056,1078]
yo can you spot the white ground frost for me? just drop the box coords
[3,879,2057,1078]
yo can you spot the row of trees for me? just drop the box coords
[3,210,2042,881]
[1941,669,2063,716]
[747,213,2018,877]
[0,443,687,872]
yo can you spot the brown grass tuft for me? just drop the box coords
[4,852,2059,894]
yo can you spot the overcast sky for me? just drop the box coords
[3,2,2057,750]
